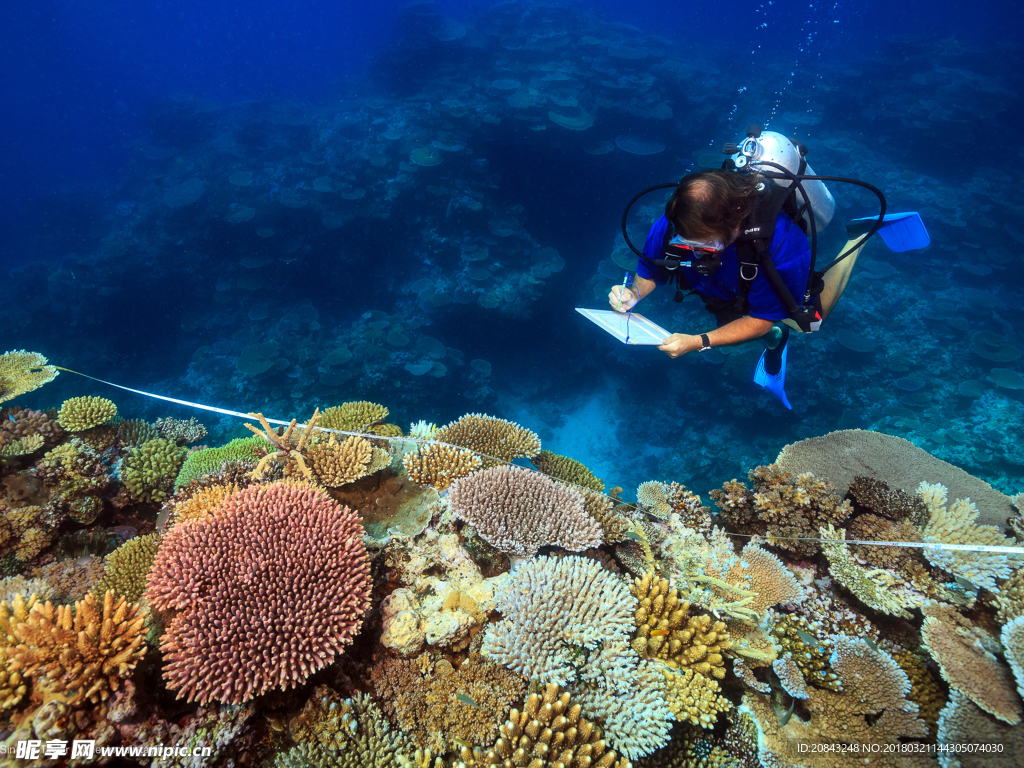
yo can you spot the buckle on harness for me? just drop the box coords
[739,264,759,281]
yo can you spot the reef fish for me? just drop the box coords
[650,629,670,637]
[455,694,478,708]
[795,629,824,651]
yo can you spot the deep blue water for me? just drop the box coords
[3,0,1023,500]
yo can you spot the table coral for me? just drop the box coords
[448,465,602,557]
[57,396,117,432]
[434,413,541,466]
[145,481,372,704]
[936,690,1024,768]
[712,464,851,557]
[0,350,59,404]
[921,601,1021,724]
[482,555,634,685]
[918,481,1024,591]
[319,400,390,432]
[630,571,731,678]
[11,590,148,707]
[402,443,482,492]
[530,449,604,492]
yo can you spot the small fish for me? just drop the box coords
[7,414,15,423]
[455,694,478,708]
[864,637,879,652]
[777,699,796,726]
[795,630,824,650]
[624,531,644,541]
[650,629,670,637]
[954,575,979,592]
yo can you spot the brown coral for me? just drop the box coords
[848,475,927,524]
[578,487,631,543]
[0,350,58,405]
[447,465,602,557]
[434,413,541,467]
[630,572,731,679]
[11,590,148,706]
[921,601,1021,724]
[0,406,63,450]
[662,667,732,728]
[145,481,372,704]
[712,465,851,557]
[307,434,378,486]
[57,395,118,431]
[402,442,482,492]
[530,450,604,492]
[894,651,945,739]
[456,682,631,768]
[771,614,842,691]
[848,513,923,570]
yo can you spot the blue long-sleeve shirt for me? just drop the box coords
[637,214,811,322]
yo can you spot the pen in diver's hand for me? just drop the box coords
[617,272,630,311]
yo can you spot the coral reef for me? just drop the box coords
[530,449,604,493]
[174,436,265,488]
[636,480,672,518]
[402,442,482,492]
[91,533,161,603]
[771,613,842,691]
[154,416,208,445]
[56,396,118,432]
[434,413,541,466]
[662,666,732,728]
[0,407,63,452]
[848,475,928,525]
[319,401,390,432]
[894,650,946,739]
[936,691,1024,768]
[0,350,58,405]
[307,434,386,486]
[145,481,372,704]
[121,438,185,503]
[447,465,602,557]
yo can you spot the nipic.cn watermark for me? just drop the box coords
[2,740,212,760]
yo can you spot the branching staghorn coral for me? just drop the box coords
[447,465,602,557]
[630,572,731,679]
[712,464,851,557]
[918,481,1024,591]
[402,442,482,492]
[921,601,1021,724]
[0,350,59,404]
[530,449,604,492]
[434,413,541,466]
[245,409,321,480]
[11,590,148,707]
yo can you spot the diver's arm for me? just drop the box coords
[658,316,774,358]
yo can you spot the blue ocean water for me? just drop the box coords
[2,0,1023,501]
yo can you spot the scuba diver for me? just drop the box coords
[608,125,928,409]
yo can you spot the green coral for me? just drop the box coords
[531,450,604,492]
[121,438,184,503]
[57,396,117,431]
[174,436,265,489]
[92,533,161,603]
[319,401,389,433]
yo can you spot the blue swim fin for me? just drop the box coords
[754,334,792,410]
[848,212,930,252]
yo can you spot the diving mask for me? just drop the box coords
[665,235,725,276]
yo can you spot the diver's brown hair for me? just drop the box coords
[665,169,761,244]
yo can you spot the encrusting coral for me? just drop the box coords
[145,481,372,704]
[56,395,118,432]
[918,481,1024,591]
[0,350,59,405]
[402,442,482,492]
[712,464,851,557]
[630,571,731,679]
[434,413,541,466]
[447,465,602,557]
[921,601,1021,724]
[530,449,604,492]
[11,590,148,707]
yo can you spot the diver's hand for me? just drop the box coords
[658,334,700,359]
[608,284,639,313]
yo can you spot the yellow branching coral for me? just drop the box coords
[307,434,377,486]
[740,636,927,766]
[0,434,44,458]
[0,350,58,405]
[819,524,923,618]
[531,450,604,492]
[92,533,161,603]
[0,593,38,711]
[11,590,148,706]
[402,443,482,492]
[434,413,541,466]
[245,410,320,480]
[630,572,731,678]
[918,482,1024,591]
[662,667,732,728]
[921,601,1021,724]
[57,395,117,431]
[319,401,390,432]
[121,437,185,503]
[455,683,631,768]
[170,483,239,527]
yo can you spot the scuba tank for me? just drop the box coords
[725,126,836,236]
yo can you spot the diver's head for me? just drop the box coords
[665,169,760,248]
